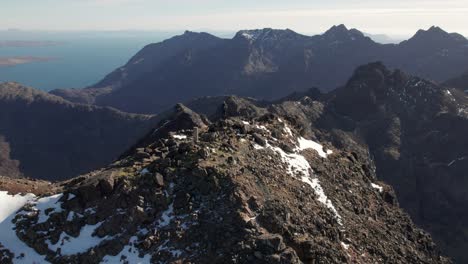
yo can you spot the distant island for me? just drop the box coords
[0,56,55,67]
[0,40,64,47]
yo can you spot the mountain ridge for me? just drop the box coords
[50,25,468,114]
[0,82,158,180]
[0,92,451,263]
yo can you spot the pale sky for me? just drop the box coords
[1,0,467,36]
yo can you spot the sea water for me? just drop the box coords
[0,31,176,91]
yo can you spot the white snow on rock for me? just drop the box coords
[255,124,268,131]
[101,236,151,264]
[172,134,187,140]
[241,32,254,40]
[47,221,109,255]
[241,121,250,125]
[249,125,341,224]
[67,193,76,200]
[253,143,265,150]
[257,139,343,225]
[67,211,77,222]
[283,125,293,137]
[158,203,174,227]
[157,240,183,258]
[296,137,332,158]
[33,194,64,224]
[0,191,50,263]
[341,241,350,250]
[0,191,36,222]
[371,183,383,193]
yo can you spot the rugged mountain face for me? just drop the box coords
[51,25,468,114]
[0,82,157,180]
[0,97,449,263]
[51,31,225,105]
[0,136,22,178]
[322,63,468,263]
[387,26,468,82]
[443,70,468,92]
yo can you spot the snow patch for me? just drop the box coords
[341,241,350,250]
[158,203,174,227]
[0,191,36,222]
[371,183,383,193]
[172,134,187,140]
[257,140,342,225]
[255,124,268,131]
[101,236,151,264]
[283,125,293,137]
[47,222,108,255]
[33,194,64,224]
[67,211,77,222]
[0,191,50,263]
[296,137,332,158]
[253,143,265,150]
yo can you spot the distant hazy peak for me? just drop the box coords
[171,30,221,41]
[234,28,305,42]
[408,25,468,44]
[322,24,367,41]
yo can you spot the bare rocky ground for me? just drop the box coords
[0,96,450,263]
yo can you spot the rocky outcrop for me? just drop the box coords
[0,136,22,178]
[443,70,468,93]
[322,62,468,263]
[0,97,449,263]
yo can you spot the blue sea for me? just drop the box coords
[0,31,179,91]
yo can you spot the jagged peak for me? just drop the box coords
[325,24,349,34]
[413,26,448,38]
[234,28,303,42]
[219,96,267,119]
[175,30,218,40]
[322,24,366,41]
[407,26,467,44]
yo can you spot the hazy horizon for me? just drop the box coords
[0,25,461,43]
[1,0,467,36]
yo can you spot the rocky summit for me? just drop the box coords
[0,94,450,263]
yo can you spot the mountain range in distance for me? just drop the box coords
[50,24,468,114]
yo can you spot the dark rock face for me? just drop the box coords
[0,136,22,178]
[51,25,468,114]
[0,82,157,180]
[317,63,468,263]
[443,70,468,93]
[0,100,450,263]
